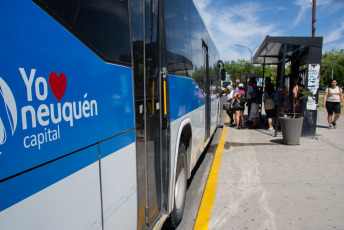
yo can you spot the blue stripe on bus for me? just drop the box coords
[169,75,205,121]
[0,130,135,212]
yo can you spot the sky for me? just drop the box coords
[194,0,344,62]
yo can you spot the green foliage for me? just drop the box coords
[299,89,313,98]
[223,59,277,83]
[224,59,250,83]
[320,49,344,88]
[223,49,344,89]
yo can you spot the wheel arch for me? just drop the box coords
[170,118,192,213]
[176,120,192,179]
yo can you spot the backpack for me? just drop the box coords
[264,95,275,110]
[238,93,246,106]
[253,89,262,104]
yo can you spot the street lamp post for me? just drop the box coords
[235,44,259,73]
[312,0,316,37]
[331,60,334,80]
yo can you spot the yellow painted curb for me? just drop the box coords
[193,116,229,230]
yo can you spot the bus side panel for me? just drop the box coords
[0,145,102,230]
[0,1,134,181]
[0,1,137,229]
[99,131,137,230]
[168,74,206,211]
[169,74,206,162]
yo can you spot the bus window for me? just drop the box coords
[34,0,131,65]
[164,0,193,78]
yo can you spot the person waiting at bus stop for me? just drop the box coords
[248,80,260,128]
[226,85,234,124]
[245,78,253,125]
[231,84,246,129]
[263,81,276,130]
[293,77,303,118]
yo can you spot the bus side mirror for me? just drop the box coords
[221,69,226,81]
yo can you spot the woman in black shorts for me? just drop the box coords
[323,79,344,129]
[263,82,276,130]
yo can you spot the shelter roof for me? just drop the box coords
[253,36,323,65]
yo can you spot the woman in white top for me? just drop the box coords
[226,85,234,124]
[323,79,344,129]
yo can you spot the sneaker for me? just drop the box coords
[241,125,247,129]
[328,125,333,129]
[332,122,337,128]
[234,126,240,129]
[268,127,273,131]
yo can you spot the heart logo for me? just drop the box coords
[49,72,67,101]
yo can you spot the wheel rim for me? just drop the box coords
[175,157,186,210]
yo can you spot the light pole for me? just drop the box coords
[311,0,316,37]
[331,59,334,80]
[235,44,259,73]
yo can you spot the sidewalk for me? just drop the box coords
[198,110,344,230]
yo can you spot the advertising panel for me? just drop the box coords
[307,64,320,110]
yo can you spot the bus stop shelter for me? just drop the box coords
[253,36,323,137]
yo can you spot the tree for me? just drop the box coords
[224,59,278,84]
[223,49,344,89]
[252,65,278,84]
[320,49,344,88]
[224,59,251,83]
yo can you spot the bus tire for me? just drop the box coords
[166,143,187,228]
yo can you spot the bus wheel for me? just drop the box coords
[166,143,187,228]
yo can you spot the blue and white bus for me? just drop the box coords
[0,0,224,229]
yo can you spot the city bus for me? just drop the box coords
[221,80,233,93]
[0,0,224,229]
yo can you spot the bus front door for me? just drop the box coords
[144,0,162,225]
[203,41,211,142]
[131,0,162,228]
